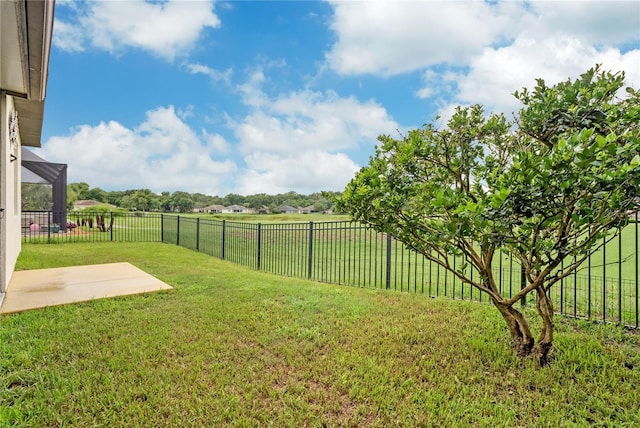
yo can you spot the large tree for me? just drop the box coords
[84,187,107,203]
[120,189,160,212]
[170,191,195,213]
[336,66,640,365]
[68,182,90,201]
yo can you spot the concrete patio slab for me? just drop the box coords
[0,263,173,314]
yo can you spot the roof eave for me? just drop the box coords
[23,0,55,102]
[8,0,55,147]
[25,0,55,147]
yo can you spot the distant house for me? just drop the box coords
[257,206,269,214]
[300,205,315,214]
[203,204,226,214]
[277,205,301,214]
[224,204,249,213]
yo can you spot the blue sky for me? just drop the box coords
[36,0,640,196]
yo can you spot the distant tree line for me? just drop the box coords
[59,182,340,213]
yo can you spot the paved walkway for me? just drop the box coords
[0,263,173,314]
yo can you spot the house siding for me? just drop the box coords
[0,94,23,293]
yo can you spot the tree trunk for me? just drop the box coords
[494,300,535,357]
[535,287,554,366]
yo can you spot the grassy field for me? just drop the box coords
[1,242,639,426]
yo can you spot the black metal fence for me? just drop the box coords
[22,211,640,328]
[161,215,640,329]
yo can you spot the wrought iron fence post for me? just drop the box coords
[618,227,622,324]
[110,211,114,241]
[222,220,226,260]
[520,266,526,307]
[196,218,200,251]
[161,214,164,242]
[603,236,607,322]
[636,212,639,329]
[257,223,262,270]
[385,233,392,290]
[47,211,51,243]
[308,221,314,279]
[176,215,180,246]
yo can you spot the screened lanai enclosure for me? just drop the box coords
[21,148,67,226]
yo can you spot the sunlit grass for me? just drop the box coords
[1,242,639,426]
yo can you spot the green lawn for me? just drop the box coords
[164,216,640,326]
[1,242,639,427]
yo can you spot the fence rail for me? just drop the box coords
[23,211,640,328]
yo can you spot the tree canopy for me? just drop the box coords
[336,66,640,365]
[61,184,340,214]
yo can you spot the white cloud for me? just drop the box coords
[53,0,221,61]
[325,1,518,76]
[38,106,236,195]
[430,37,640,119]
[237,151,360,195]
[52,20,85,53]
[230,76,398,155]
[203,131,232,155]
[326,1,639,78]
[237,70,269,108]
[326,0,639,123]
[185,63,233,84]
[415,69,457,101]
[226,71,400,194]
[336,1,637,119]
[525,1,640,46]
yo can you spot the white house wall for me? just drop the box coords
[0,94,22,293]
